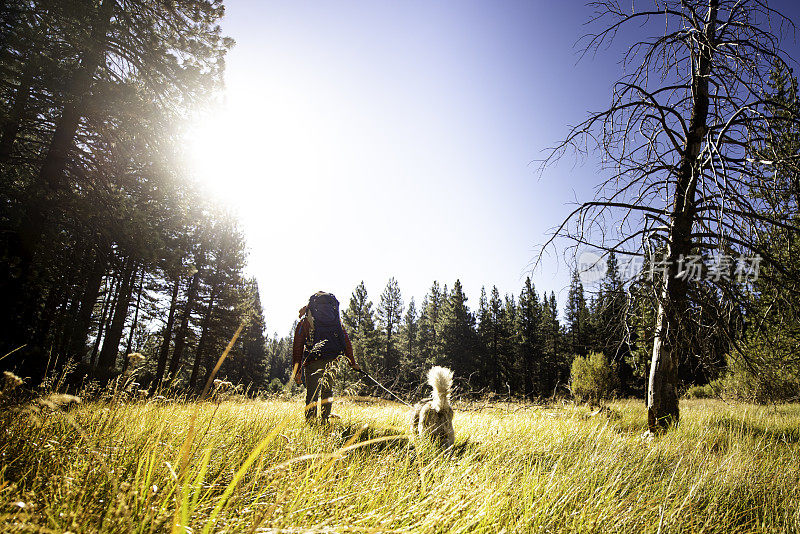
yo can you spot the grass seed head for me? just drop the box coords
[37,394,81,410]
[2,371,24,391]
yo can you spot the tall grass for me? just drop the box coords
[1,397,799,532]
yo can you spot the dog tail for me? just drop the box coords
[427,366,453,408]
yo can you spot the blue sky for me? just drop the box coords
[187,1,800,335]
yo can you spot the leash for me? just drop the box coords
[357,369,412,407]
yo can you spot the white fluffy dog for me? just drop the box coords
[410,366,455,447]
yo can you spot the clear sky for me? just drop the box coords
[187,0,800,336]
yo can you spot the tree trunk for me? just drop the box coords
[168,271,200,380]
[492,328,499,391]
[0,61,35,162]
[37,0,115,191]
[98,260,136,369]
[189,282,218,389]
[49,244,89,360]
[54,290,81,363]
[69,248,108,360]
[121,268,145,375]
[90,272,118,367]
[524,356,534,400]
[50,265,86,368]
[36,284,65,355]
[154,278,181,389]
[54,245,97,361]
[647,0,717,432]
[385,327,392,371]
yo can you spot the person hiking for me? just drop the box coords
[292,291,359,422]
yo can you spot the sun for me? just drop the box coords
[185,109,255,205]
[184,83,336,211]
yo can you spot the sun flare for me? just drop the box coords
[186,108,261,204]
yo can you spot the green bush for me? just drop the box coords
[720,352,800,403]
[267,378,285,394]
[570,352,619,404]
[684,381,722,399]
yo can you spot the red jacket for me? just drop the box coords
[292,316,355,369]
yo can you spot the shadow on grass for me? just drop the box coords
[708,415,800,444]
[450,437,482,458]
[321,420,483,461]
[304,420,412,456]
[612,418,649,436]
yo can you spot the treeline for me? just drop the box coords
[0,1,270,390]
[266,254,679,399]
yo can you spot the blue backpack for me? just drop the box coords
[305,292,346,360]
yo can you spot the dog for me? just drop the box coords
[410,366,455,447]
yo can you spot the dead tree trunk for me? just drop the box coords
[647,0,717,432]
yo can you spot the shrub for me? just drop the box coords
[267,378,285,394]
[684,381,722,399]
[720,352,800,403]
[570,352,619,404]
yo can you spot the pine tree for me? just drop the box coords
[498,294,520,394]
[0,0,232,357]
[480,286,503,390]
[437,280,477,378]
[518,277,542,397]
[538,0,800,430]
[225,279,268,391]
[343,282,371,336]
[592,252,635,392]
[477,287,490,329]
[626,255,659,395]
[565,269,590,356]
[417,281,443,367]
[735,62,800,399]
[539,292,562,394]
[398,297,419,386]
[595,253,626,357]
[377,277,404,372]
[0,0,239,385]
[475,287,491,390]
[343,282,381,373]
[403,298,418,359]
[267,328,295,384]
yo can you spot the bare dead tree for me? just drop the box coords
[539,0,800,432]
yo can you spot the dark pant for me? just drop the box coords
[304,357,336,422]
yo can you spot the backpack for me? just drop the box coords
[305,292,346,360]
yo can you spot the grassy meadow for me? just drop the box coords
[1,396,800,533]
